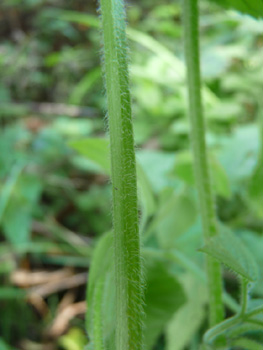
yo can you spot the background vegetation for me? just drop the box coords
[0,0,263,349]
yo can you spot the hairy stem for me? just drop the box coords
[99,0,143,349]
[182,0,224,326]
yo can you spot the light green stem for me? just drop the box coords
[239,279,249,316]
[182,0,224,326]
[99,0,143,349]
[204,315,240,345]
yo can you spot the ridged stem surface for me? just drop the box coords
[182,0,224,326]
[99,0,143,349]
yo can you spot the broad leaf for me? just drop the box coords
[145,190,197,246]
[144,260,186,350]
[208,0,263,19]
[200,225,259,282]
[166,276,207,350]
[173,151,231,198]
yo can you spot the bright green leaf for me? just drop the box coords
[200,225,259,282]
[59,328,87,350]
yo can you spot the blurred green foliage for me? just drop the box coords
[0,0,263,349]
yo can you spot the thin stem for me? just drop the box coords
[182,0,224,326]
[99,0,143,349]
[203,315,240,345]
[239,279,249,316]
[245,305,263,318]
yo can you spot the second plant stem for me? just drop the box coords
[183,0,224,326]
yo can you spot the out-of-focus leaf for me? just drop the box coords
[173,151,231,198]
[59,328,87,350]
[70,139,156,227]
[0,338,11,350]
[1,174,42,246]
[231,337,263,350]
[144,260,186,350]
[248,115,263,217]
[137,150,176,192]
[70,138,110,175]
[200,225,259,282]
[208,0,263,19]
[137,163,156,232]
[0,163,23,222]
[220,124,259,184]
[0,288,26,300]
[239,231,263,294]
[151,191,197,248]
[166,276,207,350]
[69,68,101,105]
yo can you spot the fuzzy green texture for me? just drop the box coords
[99,0,144,349]
[182,0,224,326]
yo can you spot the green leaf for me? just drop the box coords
[230,337,263,350]
[70,138,110,175]
[200,225,259,282]
[86,232,115,350]
[59,328,87,350]
[0,338,11,350]
[1,174,42,246]
[166,276,207,350]
[173,151,231,198]
[70,138,156,227]
[137,163,156,232]
[208,0,263,19]
[145,190,197,246]
[144,260,186,350]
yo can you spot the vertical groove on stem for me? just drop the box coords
[182,0,224,326]
[99,0,144,349]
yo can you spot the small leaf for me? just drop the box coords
[59,328,87,350]
[144,260,186,350]
[208,0,263,19]
[200,225,259,282]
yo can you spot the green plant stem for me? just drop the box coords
[239,279,249,316]
[182,0,224,326]
[204,315,240,345]
[245,305,263,318]
[204,302,263,345]
[99,0,143,349]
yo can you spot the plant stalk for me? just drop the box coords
[182,0,224,326]
[99,0,143,349]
